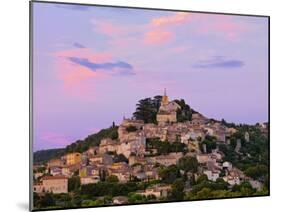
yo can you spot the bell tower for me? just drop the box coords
[161,88,169,105]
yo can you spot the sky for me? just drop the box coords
[32,2,269,151]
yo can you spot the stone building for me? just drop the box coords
[65,152,82,165]
[147,152,183,166]
[136,184,172,198]
[41,176,68,194]
[117,133,146,158]
[47,158,64,168]
[99,138,119,154]
[80,176,100,185]
[118,119,144,142]
[89,153,113,165]
[156,89,181,125]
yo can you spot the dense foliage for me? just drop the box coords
[33,148,65,164]
[174,99,193,122]
[133,96,162,123]
[177,156,198,173]
[126,125,138,132]
[146,138,187,155]
[199,135,217,153]
[65,126,118,153]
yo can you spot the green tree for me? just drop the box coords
[106,175,119,183]
[244,165,268,180]
[126,125,138,132]
[195,174,208,184]
[200,136,217,153]
[169,179,185,200]
[174,99,193,122]
[68,176,81,192]
[158,165,181,183]
[71,193,82,207]
[177,156,198,173]
[133,98,160,123]
[128,193,147,203]
[38,193,55,208]
[195,188,213,199]
[232,181,255,196]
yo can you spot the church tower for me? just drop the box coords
[161,88,169,106]
[157,88,181,125]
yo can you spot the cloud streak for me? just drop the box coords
[144,30,173,45]
[67,57,135,76]
[151,12,190,27]
[73,42,86,48]
[193,56,245,69]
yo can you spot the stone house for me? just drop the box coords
[113,196,129,204]
[79,165,99,177]
[41,176,68,194]
[80,176,100,185]
[89,154,113,165]
[33,183,44,193]
[61,164,80,177]
[99,138,119,154]
[223,175,240,186]
[204,170,220,182]
[190,113,209,125]
[137,184,172,198]
[128,155,147,166]
[117,134,146,158]
[118,119,144,142]
[47,158,64,168]
[50,167,62,176]
[196,154,210,164]
[65,152,82,165]
[222,161,233,171]
[147,152,183,166]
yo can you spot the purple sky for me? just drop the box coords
[33,2,269,151]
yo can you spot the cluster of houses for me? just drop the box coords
[33,90,263,200]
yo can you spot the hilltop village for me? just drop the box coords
[33,90,269,208]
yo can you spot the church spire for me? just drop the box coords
[161,88,169,105]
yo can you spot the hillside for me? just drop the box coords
[33,95,196,163]
[33,125,118,164]
[33,148,65,164]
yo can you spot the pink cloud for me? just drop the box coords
[194,14,246,40]
[53,48,112,99]
[146,12,246,44]
[91,19,139,38]
[170,46,190,54]
[91,19,128,37]
[143,12,190,45]
[143,30,173,45]
[213,19,245,40]
[151,12,190,27]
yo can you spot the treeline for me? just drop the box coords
[33,148,65,164]
[33,125,118,164]
[65,125,118,153]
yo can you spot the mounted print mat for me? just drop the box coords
[30,1,269,211]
